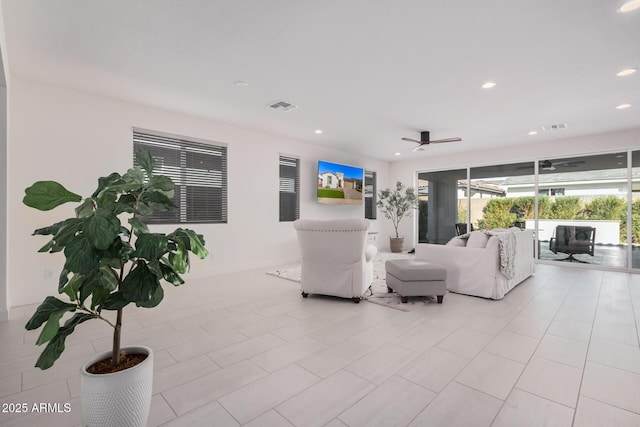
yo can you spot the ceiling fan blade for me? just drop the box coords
[563,161,586,166]
[411,144,427,152]
[401,137,422,144]
[428,137,461,144]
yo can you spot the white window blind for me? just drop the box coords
[133,130,227,224]
[279,155,300,222]
[365,170,377,219]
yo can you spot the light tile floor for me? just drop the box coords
[1,263,640,426]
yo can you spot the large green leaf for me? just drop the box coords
[183,229,209,259]
[136,150,155,176]
[23,181,82,211]
[35,311,65,346]
[77,266,116,307]
[33,218,81,237]
[135,233,169,260]
[34,313,94,370]
[38,240,55,253]
[140,191,176,211]
[114,194,138,214]
[136,284,164,308]
[128,217,149,235]
[121,261,161,304]
[84,209,121,250]
[169,239,188,274]
[96,191,118,210]
[107,180,145,194]
[99,291,128,311]
[34,218,84,253]
[25,296,76,331]
[98,265,119,291]
[74,199,95,218]
[159,262,184,286]
[91,172,121,198]
[148,175,174,192]
[63,235,100,274]
[58,269,70,292]
[122,168,145,186]
[61,274,84,301]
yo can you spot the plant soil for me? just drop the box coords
[86,352,148,375]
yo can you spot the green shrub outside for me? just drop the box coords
[549,196,584,219]
[479,195,640,243]
[620,199,640,244]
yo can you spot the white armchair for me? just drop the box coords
[293,218,377,303]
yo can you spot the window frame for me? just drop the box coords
[133,129,227,224]
[279,154,300,222]
[365,170,377,220]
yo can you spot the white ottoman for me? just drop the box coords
[385,259,447,304]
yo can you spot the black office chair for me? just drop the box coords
[549,225,596,263]
[455,223,474,236]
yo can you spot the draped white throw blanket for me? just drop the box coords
[457,229,517,279]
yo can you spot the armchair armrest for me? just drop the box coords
[365,244,377,262]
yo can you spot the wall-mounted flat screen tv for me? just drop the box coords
[317,160,364,205]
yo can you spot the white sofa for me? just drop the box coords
[293,218,377,302]
[415,228,535,299]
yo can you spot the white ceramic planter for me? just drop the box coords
[80,346,153,427]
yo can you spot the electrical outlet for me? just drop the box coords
[44,269,54,280]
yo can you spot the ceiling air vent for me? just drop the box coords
[542,123,568,132]
[268,100,298,112]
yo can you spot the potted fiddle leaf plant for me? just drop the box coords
[23,150,208,427]
[377,181,418,252]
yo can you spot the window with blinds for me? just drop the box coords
[279,155,300,222]
[365,170,377,219]
[133,130,227,224]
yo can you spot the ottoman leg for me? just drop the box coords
[401,296,408,304]
[437,295,443,304]
[387,286,393,293]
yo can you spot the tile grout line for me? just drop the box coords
[488,268,583,426]
[570,269,604,427]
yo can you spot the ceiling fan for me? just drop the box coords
[402,131,461,152]
[517,159,586,171]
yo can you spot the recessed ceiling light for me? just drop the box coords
[618,0,640,12]
[394,152,401,156]
[617,68,637,77]
[616,103,632,109]
[528,131,538,135]
[234,80,248,87]
[314,129,322,134]
[482,82,497,89]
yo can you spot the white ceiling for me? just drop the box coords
[2,0,639,161]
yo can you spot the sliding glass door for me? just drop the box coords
[536,153,627,268]
[417,151,635,270]
[469,161,535,233]
[417,169,466,244]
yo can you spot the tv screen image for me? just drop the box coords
[317,160,364,205]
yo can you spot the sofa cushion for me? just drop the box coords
[467,231,490,248]
[447,237,466,247]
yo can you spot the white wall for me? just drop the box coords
[0,1,9,321]
[7,77,390,310]
[390,128,640,249]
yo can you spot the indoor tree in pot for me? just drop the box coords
[377,181,418,253]
[23,150,208,427]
